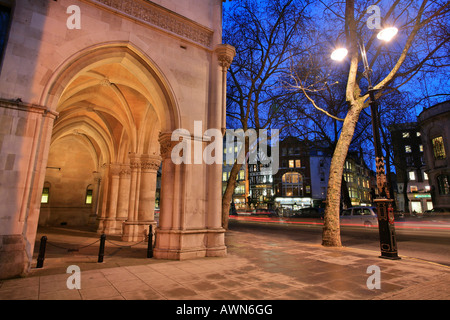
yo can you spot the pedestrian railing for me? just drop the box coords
[35,225,155,268]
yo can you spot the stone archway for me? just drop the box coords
[42,43,180,242]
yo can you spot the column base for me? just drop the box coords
[0,235,28,280]
[122,221,155,242]
[153,228,227,260]
[97,218,123,235]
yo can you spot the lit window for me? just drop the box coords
[41,188,49,204]
[295,160,301,168]
[419,145,423,152]
[281,172,303,197]
[223,172,228,181]
[437,175,449,195]
[410,186,418,192]
[409,171,416,181]
[424,172,428,180]
[405,145,412,153]
[432,136,446,160]
[402,132,410,138]
[239,170,244,180]
[85,189,93,204]
[289,160,294,168]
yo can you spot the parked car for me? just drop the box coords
[340,206,378,227]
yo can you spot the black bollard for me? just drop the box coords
[147,224,153,258]
[98,234,106,263]
[36,236,47,268]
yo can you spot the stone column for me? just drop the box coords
[138,154,161,222]
[103,163,121,235]
[0,100,57,279]
[115,165,130,229]
[122,153,141,241]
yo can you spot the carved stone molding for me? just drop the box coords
[141,154,162,172]
[119,165,131,177]
[159,132,177,159]
[215,44,236,70]
[109,163,122,176]
[86,0,214,48]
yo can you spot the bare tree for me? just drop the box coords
[221,0,312,229]
[286,0,450,246]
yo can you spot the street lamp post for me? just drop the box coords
[332,29,400,260]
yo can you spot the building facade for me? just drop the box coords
[343,152,372,207]
[390,123,432,213]
[418,101,450,210]
[0,0,234,279]
[273,137,312,212]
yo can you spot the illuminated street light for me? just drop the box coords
[377,27,398,42]
[331,27,401,260]
[331,48,348,61]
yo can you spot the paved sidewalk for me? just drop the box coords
[0,224,449,300]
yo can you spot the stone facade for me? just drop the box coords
[418,101,450,210]
[0,0,234,279]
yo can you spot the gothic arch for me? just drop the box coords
[39,42,180,239]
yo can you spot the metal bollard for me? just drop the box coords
[147,224,153,258]
[36,236,47,268]
[98,234,106,263]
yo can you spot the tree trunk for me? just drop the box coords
[322,101,363,247]
[222,161,242,230]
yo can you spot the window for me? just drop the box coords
[295,159,301,168]
[281,172,303,197]
[85,189,93,204]
[234,185,245,194]
[410,186,418,192]
[402,132,410,138]
[424,172,429,181]
[345,161,352,170]
[289,160,294,168]
[344,173,353,183]
[223,172,228,181]
[409,171,416,181]
[419,145,423,152]
[348,188,358,198]
[41,188,49,204]
[405,145,412,153]
[0,5,12,67]
[437,175,449,195]
[239,170,244,180]
[432,136,446,160]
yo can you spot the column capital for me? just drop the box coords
[109,163,121,176]
[215,44,236,70]
[141,154,162,172]
[159,132,178,159]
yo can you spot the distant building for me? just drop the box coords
[273,137,312,212]
[309,145,332,207]
[222,139,247,209]
[418,101,450,210]
[248,143,275,208]
[390,123,432,213]
[343,151,372,207]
